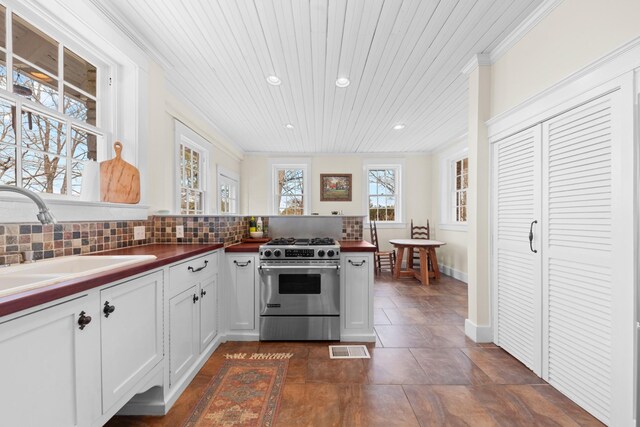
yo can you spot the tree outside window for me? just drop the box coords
[275,168,304,215]
[453,157,468,222]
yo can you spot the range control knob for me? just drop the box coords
[317,249,325,257]
[327,250,335,257]
[273,249,282,257]
[264,250,272,257]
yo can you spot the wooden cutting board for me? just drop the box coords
[100,141,140,204]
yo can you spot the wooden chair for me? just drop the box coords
[410,219,431,271]
[370,220,396,274]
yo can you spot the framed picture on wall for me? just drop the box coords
[320,174,352,202]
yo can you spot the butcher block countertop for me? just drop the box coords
[338,240,376,252]
[0,243,223,318]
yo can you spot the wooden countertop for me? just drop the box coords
[338,240,376,252]
[0,243,223,318]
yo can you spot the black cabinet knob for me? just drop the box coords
[193,294,199,303]
[103,301,116,318]
[200,289,206,298]
[78,311,92,330]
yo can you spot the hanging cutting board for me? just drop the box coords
[100,141,140,204]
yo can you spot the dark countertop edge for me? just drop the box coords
[225,242,261,252]
[338,240,377,252]
[0,243,223,318]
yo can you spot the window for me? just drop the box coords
[271,160,309,215]
[0,6,103,196]
[365,162,403,224]
[176,121,208,215]
[218,167,239,214]
[453,157,468,222]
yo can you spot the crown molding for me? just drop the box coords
[489,0,564,63]
[461,54,492,76]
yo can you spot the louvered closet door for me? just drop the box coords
[541,91,620,424]
[493,126,542,375]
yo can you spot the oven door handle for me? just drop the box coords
[259,265,340,271]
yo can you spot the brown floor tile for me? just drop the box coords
[410,348,492,385]
[417,324,484,348]
[374,308,391,325]
[286,358,308,384]
[374,296,397,308]
[375,325,429,347]
[276,383,358,426]
[355,385,420,426]
[365,348,429,384]
[461,348,545,384]
[383,307,431,325]
[306,358,368,384]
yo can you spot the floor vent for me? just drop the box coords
[329,345,371,359]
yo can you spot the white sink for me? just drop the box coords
[0,255,157,297]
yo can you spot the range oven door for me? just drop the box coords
[259,263,340,316]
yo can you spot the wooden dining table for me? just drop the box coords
[389,239,446,285]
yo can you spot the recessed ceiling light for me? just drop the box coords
[393,123,406,130]
[284,123,294,130]
[266,75,281,86]
[30,71,51,81]
[335,77,350,88]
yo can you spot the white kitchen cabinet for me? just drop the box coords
[225,254,257,332]
[0,293,101,427]
[169,286,199,387]
[340,252,375,342]
[101,271,163,412]
[199,275,218,351]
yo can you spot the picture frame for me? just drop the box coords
[320,174,352,202]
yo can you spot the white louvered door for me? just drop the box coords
[541,90,626,425]
[493,126,542,375]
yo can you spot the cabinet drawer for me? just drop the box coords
[169,251,218,296]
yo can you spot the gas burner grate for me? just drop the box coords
[310,237,336,245]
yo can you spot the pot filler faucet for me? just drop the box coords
[0,185,57,224]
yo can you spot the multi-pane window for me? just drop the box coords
[179,143,205,214]
[367,166,400,222]
[0,6,101,196]
[274,167,305,215]
[453,157,468,222]
[219,171,238,214]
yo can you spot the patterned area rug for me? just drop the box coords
[184,356,289,427]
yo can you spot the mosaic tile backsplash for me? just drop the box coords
[0,216,364,264]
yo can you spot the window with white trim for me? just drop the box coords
[218,167,239,214]
[0,5,105,196]
[176,121,208,215]
[452,156,468,222]
[271,161,309,215]
[365,163,402,223]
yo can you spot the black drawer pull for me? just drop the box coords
[200,289,206,298]
[188,260,208,273]
[78,311,92,330]
[234,260,251,267]
[193,294,199,303]
[348,260,366,267]
[103,301,115,318]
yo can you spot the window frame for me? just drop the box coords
[269,158,310,216]
[363,159,405,228]
[217,165,239,215]
[440,146,469,230]
[0,5,109,199]
[175,120,209,215]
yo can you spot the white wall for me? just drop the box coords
[241,154,432,252]
[491,0,640,117]
[145,62,243,213]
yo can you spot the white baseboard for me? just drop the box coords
[340,333,376,343]
[440,265,468,283]
[464,319,493,343]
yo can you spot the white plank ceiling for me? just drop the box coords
[95,0,542,153]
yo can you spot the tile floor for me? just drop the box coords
[107,273,602,426]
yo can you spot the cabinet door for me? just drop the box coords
[200,275,218,351]
[343,256,370,330]
[226,255,255,330]
[492,126,542,375]
[169,286,199,387]
[101,272,162,411]
[0,294,100,427]
[541,91,625,424]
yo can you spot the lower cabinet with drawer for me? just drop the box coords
[223,254,259,339]
[340,252,375,342]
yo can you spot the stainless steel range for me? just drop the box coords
[258,237,340,341]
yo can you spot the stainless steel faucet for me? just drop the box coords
[0,185,57,224]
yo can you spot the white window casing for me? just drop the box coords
[440,146,468,231]
[363,159,404,228]
[269,158,310,216]
[217,165,239,215]
[175,120,209,215]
